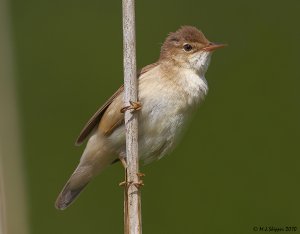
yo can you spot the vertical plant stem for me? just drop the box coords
[122,0,141,233]
[0,0,28,233]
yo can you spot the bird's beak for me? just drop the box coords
[203,42,227,52]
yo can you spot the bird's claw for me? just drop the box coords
[134,180,144,189]
[119,172,145,188]
[120,101,142,113]
[134,172,145,188]
[137,172,145,178]
[119,181,132,187]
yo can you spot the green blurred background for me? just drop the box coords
[3,0,300,233]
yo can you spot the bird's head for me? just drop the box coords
[160,26,226,75]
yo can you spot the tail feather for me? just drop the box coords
[55,179,89,210]
[55,133,115,210]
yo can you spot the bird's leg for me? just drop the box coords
[133,172,145,189]
[119,101,142,187]
[118,152,128,186]
[119,152,127,168]
[120,101,142,113]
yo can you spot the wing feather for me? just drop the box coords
[75,85,124,145]
[75,62,159,145]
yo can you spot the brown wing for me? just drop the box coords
[98,91,124,136]
[75,85,124,145]
[75,62,159,146]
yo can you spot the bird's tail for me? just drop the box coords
[55,167,91,210]
[55,183,86,210]
[55,133,115,210]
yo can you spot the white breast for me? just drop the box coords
[176,68,208,106]
[137,66,208,163]
[108,65,209,164]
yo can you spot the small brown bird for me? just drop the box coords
[55,26,225,210]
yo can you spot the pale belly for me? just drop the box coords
[108,83,193,164]
[138,97,188,164]
[108,105,188,164]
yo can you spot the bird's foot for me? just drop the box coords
[137,172,145,178]
[133,181,144,189]
[134,172,145,188]
[119,172,145,188]
[119,181,132,187]
[120,101,142,113]
[119,181,144,188]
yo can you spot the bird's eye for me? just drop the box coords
[183,44,193,52]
